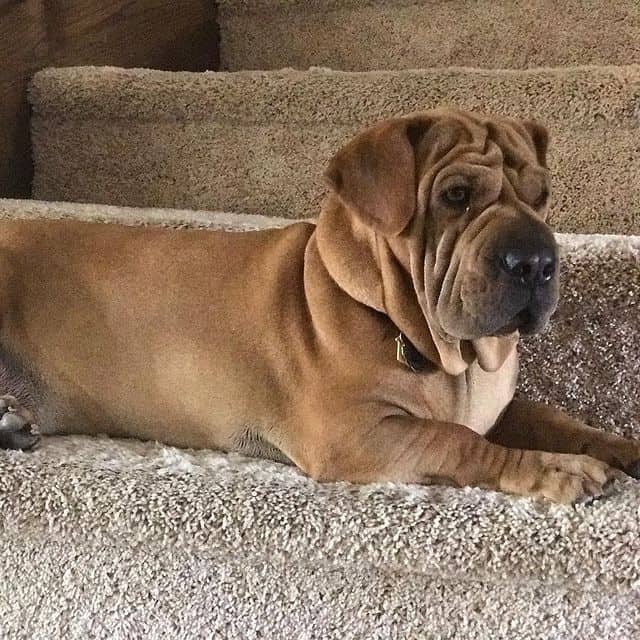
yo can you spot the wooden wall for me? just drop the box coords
[0,0,218,198]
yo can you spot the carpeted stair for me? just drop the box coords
[30,65,640,234]
[218,0,640,71]
[2,1,640,638]
[0,198,639,640]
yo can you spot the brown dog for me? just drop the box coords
[1,109,638,503]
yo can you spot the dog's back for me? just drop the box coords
[0,218,315,451]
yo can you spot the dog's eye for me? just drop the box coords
[442,186,471,208]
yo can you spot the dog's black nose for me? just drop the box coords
[500,245,556,286]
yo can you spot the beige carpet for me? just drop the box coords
[3,436,639,640]
[218,0,640,71]
[0,197,638,639]
[29,65,640,234]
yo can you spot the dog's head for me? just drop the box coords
[324,109,558,341]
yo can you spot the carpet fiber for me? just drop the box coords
[0,198,638,639]
[29,65,640,234]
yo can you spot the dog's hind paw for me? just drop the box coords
[0,395,40,451]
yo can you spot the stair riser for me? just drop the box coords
[32,119,640,235]
[219,1,640,71]
[30,66,640,234]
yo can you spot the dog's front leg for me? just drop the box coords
[302,415,612,503]
[487,398,640,478]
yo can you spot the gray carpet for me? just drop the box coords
[2,435,639,640]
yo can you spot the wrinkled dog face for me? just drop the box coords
[326,110,560,340]
[417,114,558,338]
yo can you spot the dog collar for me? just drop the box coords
[395,333,428,373]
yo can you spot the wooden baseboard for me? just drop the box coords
[0,0,219,198]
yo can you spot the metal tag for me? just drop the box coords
[395,332,427,373]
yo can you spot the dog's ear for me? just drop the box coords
[324,117,431,236]
[521,119,549,168]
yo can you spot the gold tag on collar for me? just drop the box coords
[396,333,409,368]
[395,332,428,373]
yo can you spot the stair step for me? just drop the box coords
[1,197,639,637]
[30,65,640,234]
[218,0,640,71]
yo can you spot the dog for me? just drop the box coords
[1,109,638,503]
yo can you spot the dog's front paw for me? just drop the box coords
[0,395,40,451]
[535,452,613,504]
[501,451,613,504]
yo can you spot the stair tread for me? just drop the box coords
[31,65,640,128]
[3,434,639,590]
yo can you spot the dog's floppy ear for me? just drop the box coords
[522,119,549,168]
[324,117,431,236]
